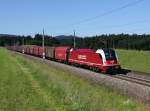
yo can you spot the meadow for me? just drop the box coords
[0,48,147,111]
[117,50,150,73]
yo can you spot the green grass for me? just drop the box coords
[117,49,150,73]
[0,48,148,111]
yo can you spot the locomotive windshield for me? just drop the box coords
[103,49,117,60]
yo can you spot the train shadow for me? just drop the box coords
[107,69,131,75]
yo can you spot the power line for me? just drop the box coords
[90,19,150,30]
[70,0,145,26]
[123,26,150,33]
[107,19,150,29]
[65,19,149,36]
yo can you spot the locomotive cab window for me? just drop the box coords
[103,49,117,60]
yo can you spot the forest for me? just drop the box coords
[0,33,150,50]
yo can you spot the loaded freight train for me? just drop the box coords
[7,45,121,73]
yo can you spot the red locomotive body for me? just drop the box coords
[69,48,120,73]
[55,47,71,61]
[69,49,103,67]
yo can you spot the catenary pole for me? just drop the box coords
[22,37,24,53]
[73,30,76,49]
[42,28,45,59]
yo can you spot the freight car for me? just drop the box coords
[45,47,55,59]
[8,45,120,73]
[55,47,71,62]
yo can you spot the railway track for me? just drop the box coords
[113,74,150,87]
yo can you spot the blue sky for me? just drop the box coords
[0,0,149,37]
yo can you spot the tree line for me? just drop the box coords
[0,34,60,46]
[0,33,150,50]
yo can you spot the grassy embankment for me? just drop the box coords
[0,48,148,111]
[117,50,150,73]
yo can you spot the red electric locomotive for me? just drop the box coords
[69,48,120,73]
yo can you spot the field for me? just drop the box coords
[117,50,150,73]
[0,48,148,111]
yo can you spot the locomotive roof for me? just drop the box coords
[55,46,70,48]
[102,48,115,51]
[74,49,96,52]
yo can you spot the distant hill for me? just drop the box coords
[55,35,80,40]
[54,35,82,46]
[0,34,17,37]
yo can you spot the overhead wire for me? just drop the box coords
[95,19,150,29]
[69,0,145,27]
